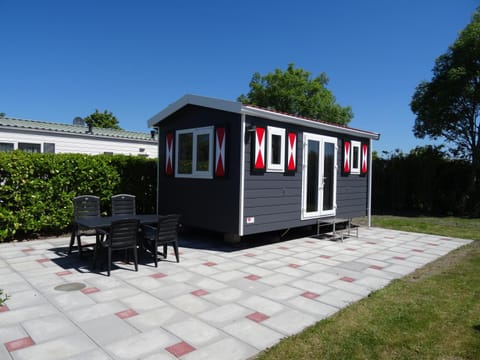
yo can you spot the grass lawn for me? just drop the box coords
[256,216,480,360]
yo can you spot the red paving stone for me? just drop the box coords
[301,291,320,299]
[5,337,34,352]
[394,256,406,260]
[166,341,196,358]
[150,273,167,279]
[319,255,331,259]
[246,312,270,322]
[191,289,209,297]
[412,249,424,252]
[244,253,256,257]
[115,309,138,319]
[36,258,50,263]
[81,287,100,294]
[369,265,384,270]
[56,270,73,276]
[288,263,300,268]
[0,305,9,312]
[245,274,261,281]
[278,246,289,250]
[340,276,355,283]
[203,262,217,267]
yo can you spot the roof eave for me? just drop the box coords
[147,94,242,127]
[241,106,380,140]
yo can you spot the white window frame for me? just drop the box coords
[266,126,285,172]
[175,126,214,179]
[350,140,361,174]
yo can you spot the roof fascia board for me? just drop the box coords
[147,94,242,127]
[241,106,380,140]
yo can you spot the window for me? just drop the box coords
[18,143,41,153]
[351,141,361,174]
[266,126,285,172]
[43,143,55,154]
[175,126,213,178]
[0,143,14,152]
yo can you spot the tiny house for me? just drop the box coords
[148,94,380,240]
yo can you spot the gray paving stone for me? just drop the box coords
[105,328,179,360]
[164,318,223,347]
[126,307,188,331]
[11,333,97,360]
[288,296,339,317]
[223,319,284,350]
[182,337,257,360]
[202,287,246,305]
[167,293,215,314]
[262,309,318,336]
[120,293,167,313]
[21,314,78,343]
[79,314,139,346]
[261,284,304,301]
[198,303,251,326]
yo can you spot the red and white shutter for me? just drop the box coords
[254,127,265,170]
[165,133,173,176]
[215,127,226,177]
[287,132,297,172]
[361,143,368,174]
[343,140,351,174]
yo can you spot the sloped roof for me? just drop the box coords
[0,117,156,142]
[147,94,380,140]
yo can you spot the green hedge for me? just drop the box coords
[0,152,156,242]
[372,147,474,216]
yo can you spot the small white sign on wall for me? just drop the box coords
[246,217,255,224]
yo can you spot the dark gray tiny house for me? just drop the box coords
[148,95,380,240]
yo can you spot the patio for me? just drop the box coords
[0,227,471,360]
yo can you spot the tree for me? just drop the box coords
[410,8,480,196]
[238,63,353,125]
[0,112,5,118]
[84,109,122,130]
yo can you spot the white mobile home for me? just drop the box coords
[0,117,157,157]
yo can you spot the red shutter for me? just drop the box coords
[361,143,368,174]
[165,133,173,176]
[215,127,226,177]
[343,140,351,174]
[287,132,297,171]
[254,127,265,170]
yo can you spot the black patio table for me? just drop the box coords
[74,214,158,230]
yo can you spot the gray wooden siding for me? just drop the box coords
[243,116,369,235]
[156,105,241,234]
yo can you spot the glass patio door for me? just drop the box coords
[301,133,337,219]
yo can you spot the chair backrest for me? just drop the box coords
[109,219,139,249]
[111,194,136,216]
[157,214,180,243]
[73,195,100,219]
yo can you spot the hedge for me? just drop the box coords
[372,147,475,216]
[0,152,156,242]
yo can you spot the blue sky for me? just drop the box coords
[0,0,476,154]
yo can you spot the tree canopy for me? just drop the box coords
[238,64,353,125]
[84,109,122,130]
[411,8,480,169]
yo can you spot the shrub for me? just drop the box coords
[0,152,156,242]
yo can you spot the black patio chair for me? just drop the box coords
[111,194,136,216]
[69,195,101,257]
[94,219,140,276]
[141,214,181,267]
